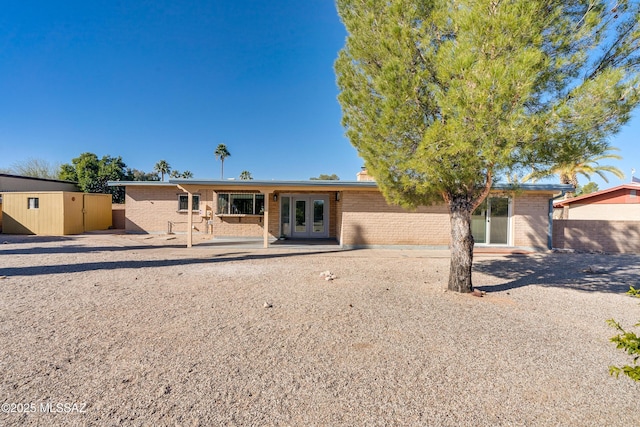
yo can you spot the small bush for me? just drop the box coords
[607,287,640,382]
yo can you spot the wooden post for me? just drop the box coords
[187,191,193,248]
[263,191,271,248]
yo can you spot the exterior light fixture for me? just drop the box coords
[273,194,278,202]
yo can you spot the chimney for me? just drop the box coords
[356,167,375,182]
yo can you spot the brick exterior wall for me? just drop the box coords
[268,193,280,238]
[112,204,125,229]
[210,215,265,237]
[125,186,214,234]
[511,193,550,249]
[339,191,451,246]
[340,191,552,249]
[553,220,640,253]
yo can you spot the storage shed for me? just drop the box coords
[1,192,112,235]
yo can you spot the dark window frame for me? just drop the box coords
[177,193,200,212]
[27,197,39,209]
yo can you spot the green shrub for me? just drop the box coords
[607,287,640,382]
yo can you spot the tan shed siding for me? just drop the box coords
[83,193,113,231]
[125,186,213,234]
[2,192,65,235]
[63,192,84,235]
[340,191,450,246]
[512,193,550,249]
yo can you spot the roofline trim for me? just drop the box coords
[0,173,78,185]
[554,182,640,206]
[108,179,572,192]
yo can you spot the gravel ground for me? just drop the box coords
[0,233,638,426]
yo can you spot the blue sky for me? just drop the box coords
[1,1,638,187]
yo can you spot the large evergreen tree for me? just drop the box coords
[335,0,640,292]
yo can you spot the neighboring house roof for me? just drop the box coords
[108,178,572,193]
[554,183,640,207]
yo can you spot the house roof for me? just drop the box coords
[0,173,77,185]
[108,178,572,193]
[554,183,640,207]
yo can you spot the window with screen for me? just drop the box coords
[178,194,200,211]
[216,193,264,215]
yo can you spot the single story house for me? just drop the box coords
[109,176,571,250]
[553,183,640,220]
[1,192,112,235]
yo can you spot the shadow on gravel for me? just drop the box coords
[0,244,189,255]
[474,253,640,294]
[0,249,351,277]
[0,239,288,255]
[0,235,75,245]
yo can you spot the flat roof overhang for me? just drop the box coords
[108,179,573,195]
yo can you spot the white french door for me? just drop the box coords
[289,195,329,238]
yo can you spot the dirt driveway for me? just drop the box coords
[1,233,638,426]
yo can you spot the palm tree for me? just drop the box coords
[181,170,193,178]
[524,146,624,197]
[239,170,253,180]
[214,144,231,179]
[154,160,171,181]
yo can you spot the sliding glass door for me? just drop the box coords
[471,197,510,245]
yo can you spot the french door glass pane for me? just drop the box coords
[295,200,306,232]
[281,197,290,237]
[313,200,324,232]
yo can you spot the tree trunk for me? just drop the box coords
[448,196,474,293]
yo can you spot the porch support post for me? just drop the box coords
[263,190,271,248]
[178,184,196,248]
[187,191,193,248]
